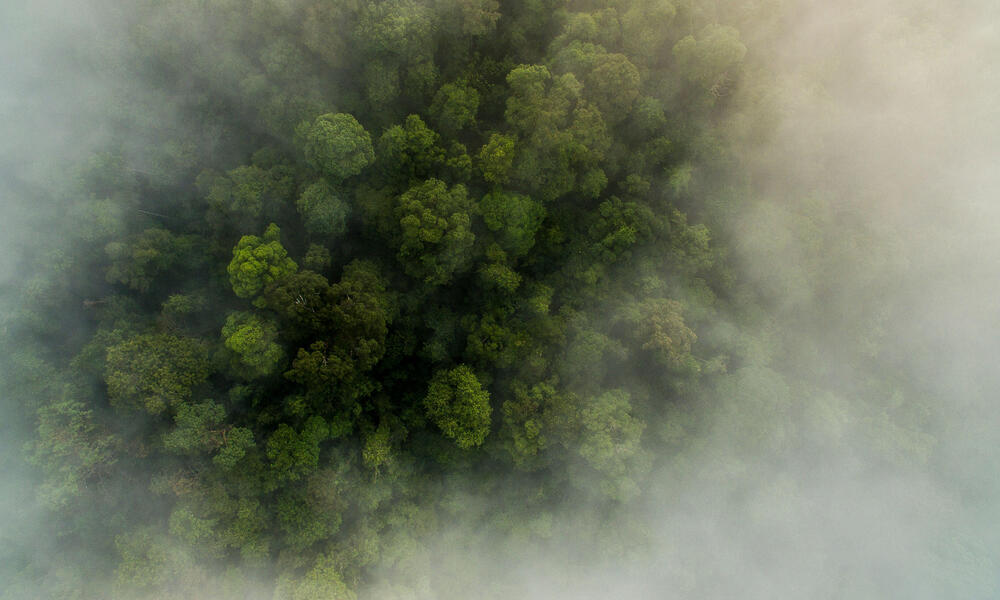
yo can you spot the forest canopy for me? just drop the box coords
[1,0,988,598]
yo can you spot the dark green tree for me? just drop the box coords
[105,334,212,414]
[297,180,350,239]
[394,179,476,285]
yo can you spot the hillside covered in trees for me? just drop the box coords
[2,0,997,598]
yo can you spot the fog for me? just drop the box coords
[2,0,999,598]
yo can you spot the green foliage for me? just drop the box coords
[162,400,226,455]
[9,2,955,597]
[27,386,119,510]
[504,63,612,201]
[275,554,355,600]
[376,114,446,183]
[296,113,375,180]
[429,80,480,135]
[550,41,640,122]
[621,0,677,60]
[501,378,574,468]
[505,64,579,134]
[362,423,393,472]
[213,427,254,470]
[479,190,545,256]
[105,228,198,293]
[114,528,200,594]
[672,24,747,90]
[615,298,698,371]
[477,133,517,184]
[227,223,298,300]
[478,257,522,294]
[199,165,280,220]
[302,243,332,272]
[277,488,342,551]
[438,0,500,35]
[266,417,329,483]
[586,53,641,122]
[105,334,211,414]
[577,389,647,500]
[297,180,350,239]
[424,365,492,449]
[161,293,205,320]
[73,197,126,243]
[464,310,529,367]
[395,179,476,284]
[222,311,285,377]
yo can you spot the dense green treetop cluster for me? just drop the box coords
[0,0,963,598]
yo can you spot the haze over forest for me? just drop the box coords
[2,0,999,598]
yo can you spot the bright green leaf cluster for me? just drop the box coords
[222,311,285,377]
[424,365,492,449]
[227,224,298,299]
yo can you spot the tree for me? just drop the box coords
[274,261,394,371]
[277,487,343,551]
[503,64,612,201]
[105,334,212,414]
[325,260,395,372]
[266,417,329,483]
[394,179,476,285]
[227,223,298,300]
[585,53,640,122]
[72,196,126,244]
[297,180,350,239]
[479,190,545,257]
[197,159,297,230]
[27,386,120,510]
[376,114,446,183]
[260,270,335,334]
[576,389,648,500]
[361,423,393,473]
[280,262,393,409]
[424,365,492,449]
[505,65,578,135]
[477,133,516,184]
[105,228,199,293]
[464,306,530,367]
[549,42,640,122]
[160,293,206,329]
[621,0,678,62]
[614,298,698,371]
[429,81,480,136]
[355,0,433,58]
[213,427,254,470]
[222,311,285,377]
[200,165,272,219]
[501,378,574,468]
[437,0,500,36]
[162,400,226,455]
[672,24,746,92]
[275,553,355,600]
[295,113,375,180]
[114,528,204,594]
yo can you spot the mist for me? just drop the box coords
[2,0,999,598]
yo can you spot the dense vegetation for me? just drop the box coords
[2,0,987,598]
